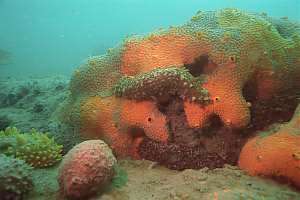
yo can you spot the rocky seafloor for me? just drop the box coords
[0,76,300,200]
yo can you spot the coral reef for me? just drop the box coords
[58,140,117,199]
[60,8,300,169]
[239,104,300,188]
[0,154,34,199]
[0,76,69,135]
[0,127,63,168]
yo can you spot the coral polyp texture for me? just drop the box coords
[78,96,169,158]
[61,8,300,168]
[58,140,117,200]
[239,104,300,188]
[0,127,63,168]
[0,154,34,200]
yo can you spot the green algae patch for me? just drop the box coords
[111,164,128,189]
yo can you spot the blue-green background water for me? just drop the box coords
[0,0,299,78]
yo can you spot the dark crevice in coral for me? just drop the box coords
[184,54,217,76]
[127,126,146,138]
[156,95,172,114]
[184,54,209,76]
[200,114,224,137]
[138,72,299,170]
[242,79,257,103]
[242,79,298,132]
[249,94,298,131]
[139,97,248,170]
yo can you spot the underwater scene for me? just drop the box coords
[1,0,300,199]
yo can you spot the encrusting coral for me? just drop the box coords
[121,9,300,128]
[0,154,34,200]
[0,127,63,168]
[79,96,169,158]
[239,104,300,188]
[60,8,300,167]
[114,66,211,104]
[58,140,117,200]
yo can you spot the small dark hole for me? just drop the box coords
[129,126,146,138]
[148,117,152,122]
[230,56,235,62]
[184,54,210,77]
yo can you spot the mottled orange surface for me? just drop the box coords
[63,9,300,165]
[253,69,281,100]
[239,105,300,187]
[80,96,168,158]
[121,33,211,76]
[184,63,251,128]
[120,100,169,142]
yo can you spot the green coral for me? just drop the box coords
[0,154,34,199]
[114,67,211,104]
[0,127,63,168]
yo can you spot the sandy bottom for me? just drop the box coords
[28,159,300,200]
[1,76,299,200]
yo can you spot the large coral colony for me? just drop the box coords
[59,7,300,194]
[1,8,300,199]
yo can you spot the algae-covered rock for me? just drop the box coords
[0,154,33,199]
[58,140,117,199]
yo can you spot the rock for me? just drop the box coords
[58,140,117,199]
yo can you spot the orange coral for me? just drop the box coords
[239,105,300,187]
[184,63,251,128]
[80,96,168,158]
[121,33,211,76]
[80,96,131,158]
[61,9,300,165]
[120,30,253,129]
[120,100,169,142]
